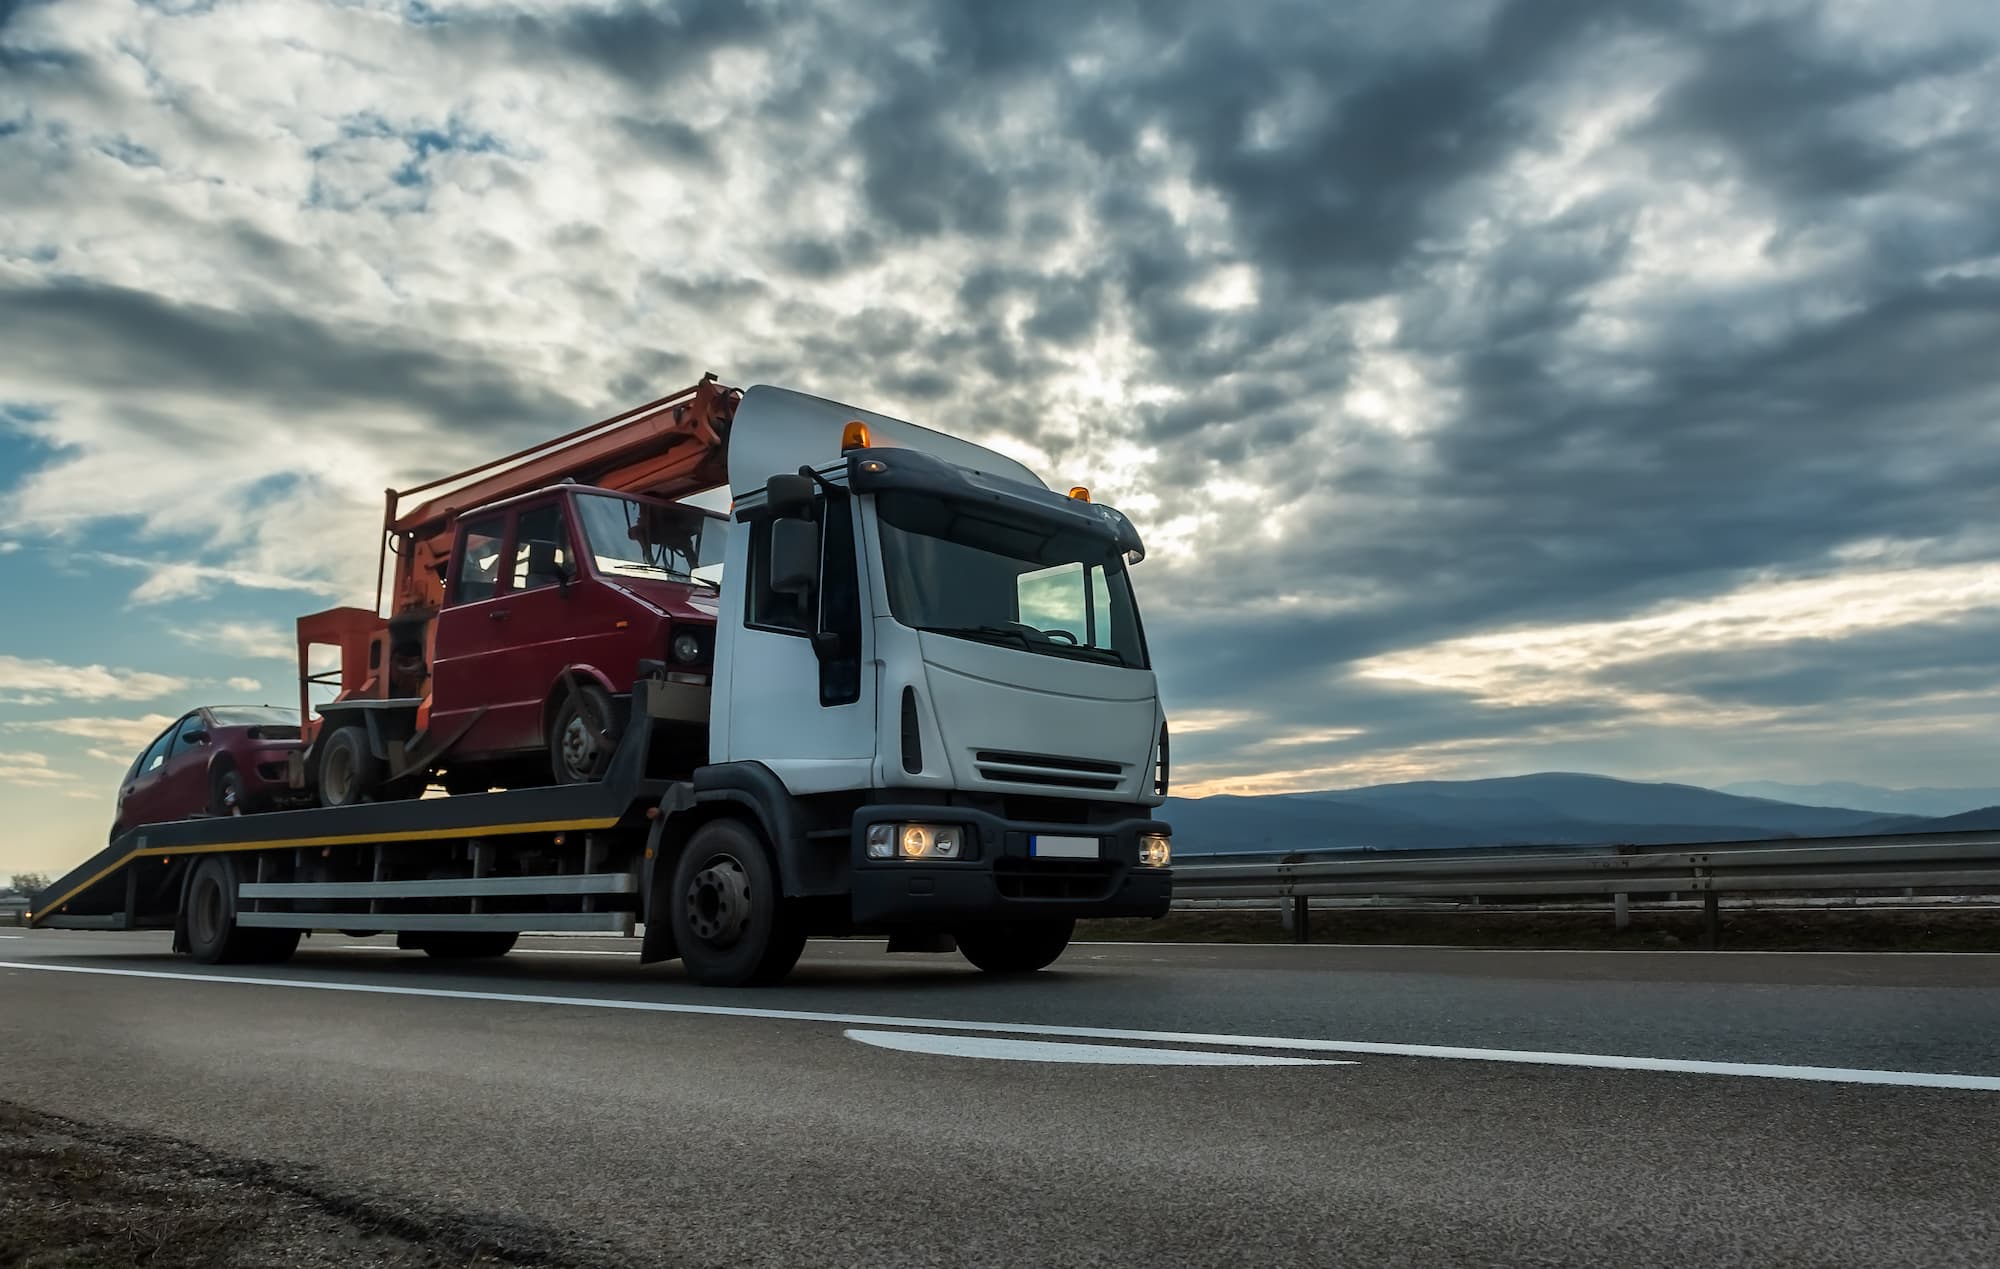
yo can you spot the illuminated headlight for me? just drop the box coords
[866,822,964,860]
[899,823,963,860]
[1139,833,1172,868]
[671,631,702,663]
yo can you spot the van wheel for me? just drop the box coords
[184,857,299,965]
[550,682,617,784]
[669,818,805,987]
[956,919,1075,975]
[317,725,381,807]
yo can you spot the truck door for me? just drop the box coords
[429,511,510,756]
[721,492,874,790]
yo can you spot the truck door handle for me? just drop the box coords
[489,609,510,621]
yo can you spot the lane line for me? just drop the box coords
[338,945,631,957]
[844,1029,1350,1066]
[1069,940,2000,957]
[4,959,1997,1091]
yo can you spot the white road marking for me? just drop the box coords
[845,1029,1349,1066]
[1069,940,2000,957]
[5,959,1997,1091]
[338,945,632,957]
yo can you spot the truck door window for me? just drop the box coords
[453,514,505,604]
[747,519,816,634]
[510,503,570,592]
[819,500,862,706]
[745,503,863,707]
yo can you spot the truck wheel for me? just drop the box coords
[956,919,1075,975]
[185,857,299,964]
[549,682,618,785]
[318,725,381,807]
[407,932,518,959]
[669,818,805,987]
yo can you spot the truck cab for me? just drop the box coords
[698,387,1170,940]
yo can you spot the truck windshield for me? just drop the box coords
[576,493,724,585]
[874,491,1149,669]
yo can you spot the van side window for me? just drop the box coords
[511,503,570,592]
[453,514,506,604]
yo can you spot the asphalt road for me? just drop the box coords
[2,929,1997,1267]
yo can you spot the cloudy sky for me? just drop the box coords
[3,0,1998,876]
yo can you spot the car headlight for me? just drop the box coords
[671,631,702,663]
[1139,833,1172,868]
[866,822,965,860]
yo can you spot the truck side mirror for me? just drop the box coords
[768,518,818,600]
[765,474,816,520]
[526,540,570,591]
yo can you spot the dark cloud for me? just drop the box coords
[615,116,717,166]
[484,0,778,93]
[0,279,578,438]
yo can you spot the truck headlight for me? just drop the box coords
[899,823,963,859]
[865,822,964,860]
[1139,833,1172,868]
[672,631,702,663]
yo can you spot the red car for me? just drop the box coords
[111,706,304,840]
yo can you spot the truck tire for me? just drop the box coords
[668,818,805,987]
[955,919,1075,975]
[184,856,300,965]
[549,682,617,785]
[407,931,518,959]
[317,725,381,807]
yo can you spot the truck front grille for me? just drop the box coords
[974,749,1125,792]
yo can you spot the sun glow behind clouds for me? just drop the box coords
[1356,560,2000,707]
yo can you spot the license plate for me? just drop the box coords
[1030,835,1100,860]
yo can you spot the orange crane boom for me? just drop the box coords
[380,374,740,616]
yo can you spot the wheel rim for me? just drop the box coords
[219,772,243,813]
[684,854,752,947]
[560,713,599,778]
[191,875,223,947]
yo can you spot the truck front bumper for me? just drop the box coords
[849,804,1173,927]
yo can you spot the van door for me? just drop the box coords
[429,511,511,756]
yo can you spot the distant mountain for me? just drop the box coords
[1165,771,1896,856]
[1838,805,2000,836]
[1720,781,2000,818]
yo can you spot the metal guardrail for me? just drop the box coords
[1170,829,2000,945]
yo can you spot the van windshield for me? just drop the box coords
[874,491,1148,669]
[576,493,725,585]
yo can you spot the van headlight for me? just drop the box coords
[1139,833,1172,868]
[866,822,965,860]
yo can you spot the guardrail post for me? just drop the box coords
[1613,892,1630,931]
[1701,891,1720,950]
[1292,895,1310,944]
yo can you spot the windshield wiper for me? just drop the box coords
[916,624,1128,666]
[916,624,1034,651]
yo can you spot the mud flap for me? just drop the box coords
[638,784,696,964]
